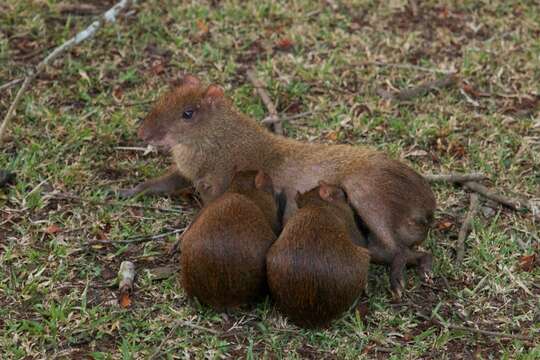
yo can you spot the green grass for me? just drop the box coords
[1,0,539,358]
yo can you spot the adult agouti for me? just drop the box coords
[266,182,370,328]
[123,74,435,298]
[180,170,278,309]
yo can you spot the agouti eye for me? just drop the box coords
[182,109,194,120]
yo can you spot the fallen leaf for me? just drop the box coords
[274,37,294,51]
[44,224,62,234]
[113,87,124,101]
[518,254,537,272]
[119,292,132,308]
[436,219,454,231]
[150,59,165,75]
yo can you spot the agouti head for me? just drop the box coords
[137,74,226,149]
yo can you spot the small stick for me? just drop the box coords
[379,73,458,101]
[49,192,186,214]
[261,111,313,125]
[416,313,533,341]
[87,228,185,246]
[423,172,487,183]
[364,61,452,74]
[456,193,480,262]
[464,181,538,219]
[0,78,23,92]
[117,261,135,308]
[246,69,284,135]
[0,0,135,144]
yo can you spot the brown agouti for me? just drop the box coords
[180,170,278,310]
[266,182,370,328]
[123,74,436,298]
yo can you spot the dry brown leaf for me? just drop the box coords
[274,37,294,51]
[518,254,537,272]
[119,292,132,308]
[44,224,62,234]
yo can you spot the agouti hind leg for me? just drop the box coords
[390,249,433,299]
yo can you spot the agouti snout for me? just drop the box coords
[180,170,278,310]
[266,182,370,328]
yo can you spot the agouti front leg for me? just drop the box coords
[118,167,191,198]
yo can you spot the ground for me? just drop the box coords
[1,0,539,358]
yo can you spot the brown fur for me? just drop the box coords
[128,75,436,298]
[180,170,278,310]
[266,183,370,328]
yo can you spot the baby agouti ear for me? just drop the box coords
[254,171,273,193]
[204,85,224,103]
[318,181,346,203]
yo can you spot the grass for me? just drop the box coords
[1,0,539,358]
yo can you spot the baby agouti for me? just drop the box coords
[180,170,278,310]
[123,74,435,298]
[266,182,370,328]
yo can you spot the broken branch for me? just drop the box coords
[423,172,487,183]
[456,193,480,262]
[378,73,458,101]
[246,69,284,135]
[0,78,23,93]
[0,0,135,144]
[464,182,539,220]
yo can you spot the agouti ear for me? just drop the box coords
[255,171,273,193]
[318,182,345,202]
[204,85,224,103]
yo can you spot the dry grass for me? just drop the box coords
[1,0,539,358]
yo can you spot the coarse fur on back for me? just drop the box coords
[180,170,278,310]
[266,182,370,328]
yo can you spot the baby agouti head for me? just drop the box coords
[296,181,366,247]
[296,181,348,211]
[137,74,227,149]
[228,170,280,233]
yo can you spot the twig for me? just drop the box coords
[49,192,185,214]
[417,313,533,341]
[149,320,220,359]
[378,73,458,101]
[0,78,23,92]
[408,0,419,17]
[456,193,480,262]
[87,228,185,245]
[424,172,487,183]
[117,261,135,308]
[261,111,313,125]
[464,182,539,219]
[246,69,284,135]
[365,61,452,74]
[0,0,135,144]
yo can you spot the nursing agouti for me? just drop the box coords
[180,170,278,309]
